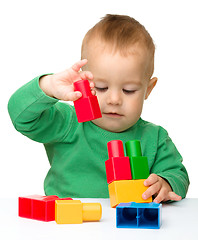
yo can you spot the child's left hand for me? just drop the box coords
[142,173,182,203]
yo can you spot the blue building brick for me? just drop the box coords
[116,202,162,229]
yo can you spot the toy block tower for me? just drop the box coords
[105,140,152,208]
[73,79,102,122]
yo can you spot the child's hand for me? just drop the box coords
[39,59,94,101]
[142,173,182,203]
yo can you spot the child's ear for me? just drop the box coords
[145,77,158,100]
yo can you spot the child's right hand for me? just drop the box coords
[143,174,182,203]
[39,59,94,101]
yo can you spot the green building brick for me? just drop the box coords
[125,140,149,180]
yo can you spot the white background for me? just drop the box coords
[1,0,198,198]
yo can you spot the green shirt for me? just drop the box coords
[8,76,189,198]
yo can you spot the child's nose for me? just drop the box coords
[106,91,122,105]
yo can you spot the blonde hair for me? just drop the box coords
[81,14,155,78]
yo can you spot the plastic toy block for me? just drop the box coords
[108,180,152,208]
[73,79,102,122]
[18,195,72,221]
[105,140,132,184]
[116,202,162,229]
[55,200,102,224]
[125,140,149,179]
[19,195,41,219]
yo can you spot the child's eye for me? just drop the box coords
[123,89,136,94]
[95,87,108,92]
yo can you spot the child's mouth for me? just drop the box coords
[103,112,123,118]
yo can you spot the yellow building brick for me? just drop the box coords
[55,200,83,224]
[108,179,152,208]
[55,200,102,224]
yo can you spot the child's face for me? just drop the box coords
[84,43,157,132]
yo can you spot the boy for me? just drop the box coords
[8,14,189,203]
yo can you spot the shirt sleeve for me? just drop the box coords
[8,75,76,143]
[150,127,190,199]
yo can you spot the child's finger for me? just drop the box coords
[72,59,88,72]
[91,89,96,96]
[89,81,95,88]
[142,181,160,200]
[63,91,82,101]
[168,192,182,201]
[79,71,94,80]
[144,173,159,187]
[153,188,167,203]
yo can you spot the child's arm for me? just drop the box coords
[142,127,189,203]
[8,59,94,143]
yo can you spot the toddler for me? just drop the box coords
[8,14,189,203]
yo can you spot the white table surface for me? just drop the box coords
[0,198,198,240]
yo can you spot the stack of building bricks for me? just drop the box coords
[105,139,152,208]
[105,140,162,229]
